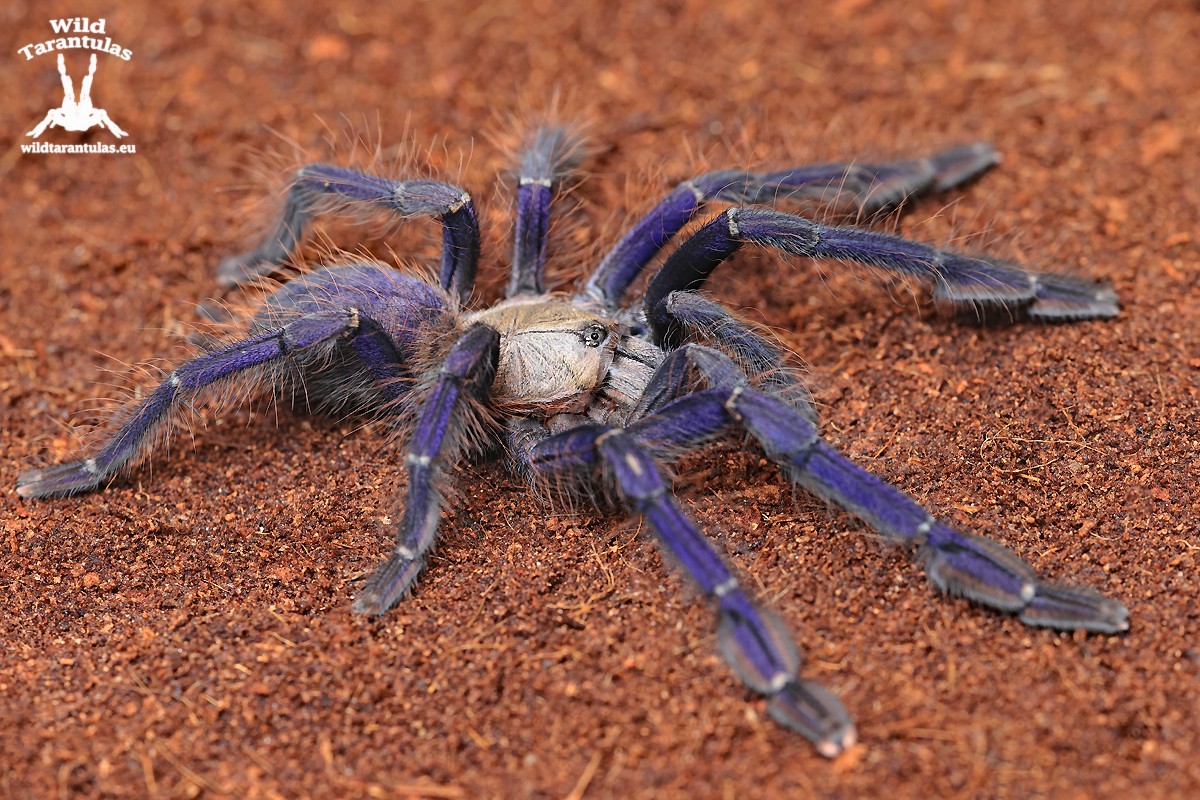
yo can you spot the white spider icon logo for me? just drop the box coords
[27,54,127,139]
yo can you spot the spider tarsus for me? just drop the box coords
[928,141,1001,192]
[1028,273,1120,320]
[16,461,102,499]
[767,680,857,758]
[353,555,425,616]
[1020,583,1130,634]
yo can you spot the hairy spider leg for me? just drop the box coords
[644,207,1119,345]
[16,309,364,500]
[18,262,452,500]
[583,143,1000,308]
[629,325,776,421]
[627,345,1129,633]
[354,323,500,615]
[218,166,480,302]
[508,127,585,297]
[519,424,856,757]
[631,291,815,421]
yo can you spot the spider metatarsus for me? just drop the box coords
[17,126,1129,756]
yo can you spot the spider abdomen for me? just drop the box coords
[255,262,456,416]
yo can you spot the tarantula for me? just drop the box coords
[17,127,1129,756]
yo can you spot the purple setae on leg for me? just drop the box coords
[659,364,1128,633]
[219,164,480,301]
[508,127,584,297]
[633,343,1127,635]
[17,309,364,499]
[644,207,1118,344]
[745,142,998,211]
[514,335,1126,746]
[584,142,999,308]
[353,323,500,615]
[521,424,856,756]
[640,291,815,419]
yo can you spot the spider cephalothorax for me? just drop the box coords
[17,126,1128,756]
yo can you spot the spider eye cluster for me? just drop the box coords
[581,323,608,347]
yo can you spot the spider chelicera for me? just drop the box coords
[17,126,1129,756]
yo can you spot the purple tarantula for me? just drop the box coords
[17,127,1129,756]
